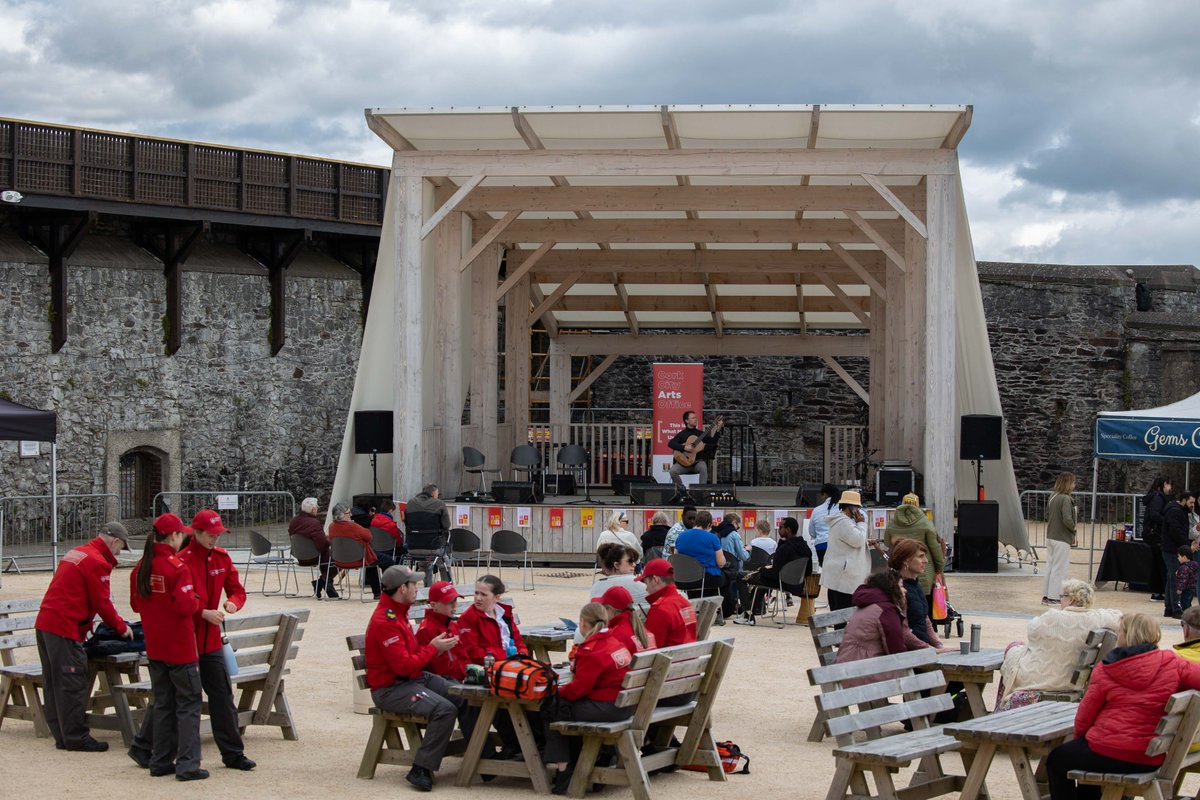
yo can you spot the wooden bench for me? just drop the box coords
[1037,627,1116,703]
[0,599,48,737]
[811,648,964,800]
[345,633,469,779]
[550,637,734,799]
[114,608,309,741]
[1069,689,1200,800]
[806,605,856,741]
[691,596,722,640]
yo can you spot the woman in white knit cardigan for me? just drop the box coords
[996,579,1121,711]
[596,510,643,561]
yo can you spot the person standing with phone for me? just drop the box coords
[820,490,871,612]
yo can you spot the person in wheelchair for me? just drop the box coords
[405,484,453,584]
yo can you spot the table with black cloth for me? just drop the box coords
[1094,538,1152,588]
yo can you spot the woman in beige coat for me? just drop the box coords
[820,490,872,612]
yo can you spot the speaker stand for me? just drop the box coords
[972,458,984,502]
[370,450,380,495]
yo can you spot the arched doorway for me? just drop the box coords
[118,447,164,519]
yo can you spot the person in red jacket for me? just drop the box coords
[597,585,652,652]
[370,499,404,569]
[637,559,697,648]
[34,521,132,752]
[329,501,380,598]
[127,510,256,772]
[366,565,471,792]
[1046,611,1200,800]
[130,513,206,781]
[542,602,634,794]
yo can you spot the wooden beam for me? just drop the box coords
[504,275,533,441]
[795,275,807,335]
[568,353,618,402]
[433,210,465,490]
[529,282,558,338]
[844,210,907,271]
[614,279,639,335]
[421,174,484,239]
[861,174,927,239]
[469,244,501,466]
[525,248,886,273]
[548,339,570,435]
[394,148,956,177]
[817,273,871,326]
[822,356,869,404]
[489,218,904,246]
[827,241,886,297]
[551,294,866,314]
[704,275,723,336]
[528,271,582,323]
[459,208,521,272]
[558,334,869,358]
[447,184,919,213]
[532,269,877,286]
[367,112,416,151]
[496,240,555,298]
[940,106,973,150]
[393,174,424,501]
[924,173,957,542]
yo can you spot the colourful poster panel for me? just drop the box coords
[651,363,704,484]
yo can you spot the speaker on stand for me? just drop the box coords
[960,414,1003,501]
[354,410,393,494]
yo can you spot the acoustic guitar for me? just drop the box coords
[672,416,725,467]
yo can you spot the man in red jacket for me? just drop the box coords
[127,510,256,772]
[34,521,132,752]
[366,565,471,792]
[637,558,697,648]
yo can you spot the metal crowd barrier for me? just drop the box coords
[152,491,296,551]
[1018,489,1140,552]
[0,493,120,573]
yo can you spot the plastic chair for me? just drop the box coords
[330,537,372,603]
[490,529,534,591]
[778,558,813,626]
[669,552,707,598]
[556,444,593,503]
[244,530,290,595]
[462,446,503,496]
[287,534,333,600]
[449,528,484,582]
[370,526,399,567]
[643,545,665,565]
[509,444,544,498]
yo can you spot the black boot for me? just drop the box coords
[311,579,322,599]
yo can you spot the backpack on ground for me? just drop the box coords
[684,739,750,774]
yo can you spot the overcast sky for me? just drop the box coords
[2,0,1197,265]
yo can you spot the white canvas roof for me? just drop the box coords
[1099,393,1200,421]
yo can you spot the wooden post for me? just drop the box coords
[503,273,532,458]
[868,294,885,461]
[393,174,425,502]
[470,244,501,471]
[548,339,570,443]
[433,211,465,491]
[884,259,906,458]
[903,219,928,467]
[924,173,957,541]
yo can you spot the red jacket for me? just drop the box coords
[644,586,697,649]
[129,543,202,664]
[560,627,633,702]
[36,537,128,642]
[456,602,526,664]
[370,513,403,548]
[329,520,378,568]
[607,610,651,653]
[180,539,247,655]
[415,610,469,681]
[1076,646,1200,764]
[365,594,435,690]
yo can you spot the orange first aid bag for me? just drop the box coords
[488,656,557,700]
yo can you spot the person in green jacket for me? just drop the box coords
[1044,472,1077,605]
[883,494,944,604]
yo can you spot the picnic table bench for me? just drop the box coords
[691,597,721,640]
[1069,689,1200,800]
[0,598,48,736]
[806,605,856,741]
[114,608,310,742]
[1037,627,1116,704]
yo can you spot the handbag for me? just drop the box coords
[931,579,948,621]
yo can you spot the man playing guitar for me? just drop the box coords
[667,411,725,501]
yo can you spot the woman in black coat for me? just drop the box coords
[1143,476,1172,603]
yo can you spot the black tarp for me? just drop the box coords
[0,398,57,442]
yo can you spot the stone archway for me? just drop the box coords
[105,430,182,524]
[118,446,166,518]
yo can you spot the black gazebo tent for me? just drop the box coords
[0,399,59,579]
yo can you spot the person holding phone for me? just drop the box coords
[820,490,871,612]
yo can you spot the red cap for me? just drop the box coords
[428,581,460,604]
[190,509,228,535]
[153,513,192,536]
[598,585,634,609]
[636,558,673,581]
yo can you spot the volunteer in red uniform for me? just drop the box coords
[128,510,256,772]
[542,602,635,795]
[34,521,132,752]
[366,565,473,792]
[637,558,697,647]
[597,585,652,652]
[416,581,469,681]
[370,499,404,569]
[130,513,205,781]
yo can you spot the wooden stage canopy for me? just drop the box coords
[329,104,1026,546]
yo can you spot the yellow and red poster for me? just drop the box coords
[643,509,657,528]
[549,508,564,529]
[742,509,757,530]
[581,508,595,528]
[487,507,502,527]
[517,507,532,528]
[651,363,704,484]
[455,506,470,527]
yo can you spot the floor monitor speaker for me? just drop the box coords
[354,410,393,454]
[796,484,823,507]
[956,500,999,573]
[544,473,577,496]
[610,473,646,497]
[630,483,676,506]
[960,415,1003,461]
[492,480,540,504]
[876,469,918,506]
[692,484,738,506]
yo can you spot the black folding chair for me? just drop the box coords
[556,444,593,503]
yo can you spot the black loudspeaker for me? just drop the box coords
[692,484,738,506]
[610,473,645,497]
[630,483,676,506]
[544,473,577,496]
[492,481,540,504]
[796,484,823,507]
[354,410,393,454]
[956,500,999,573]
[960,415,1002,461]
[876,469,917,506]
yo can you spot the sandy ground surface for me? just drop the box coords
[2,552,1198,800]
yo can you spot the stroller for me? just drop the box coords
[405,528,453,587]
[932,596,965,638]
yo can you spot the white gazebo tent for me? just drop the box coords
[330,104,1026,550]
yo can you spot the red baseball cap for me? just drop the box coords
[636,558,674,581]
[191,509,228,535]
[153,513,192,536]
[598,585,634,609]
[428,581,460,604]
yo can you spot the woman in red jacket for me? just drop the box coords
[597,585,651,652]
[1046,611,1200,800]
[328,501,381,598]
[129,513,206,781]
[542,602,635,794]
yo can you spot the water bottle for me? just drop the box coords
[506,642,518,658]
[969,624,982,653]
[483,653,495,671]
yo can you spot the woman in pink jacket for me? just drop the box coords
[835,570,929,685]
[1046,611,1200,800]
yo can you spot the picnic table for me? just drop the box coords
[522,625,574,663]
[83,651,146,746]
[943,700,1079,800]
[935,647,1005,719]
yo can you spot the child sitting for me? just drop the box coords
[1176,545,1199,611]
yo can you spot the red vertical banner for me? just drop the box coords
[651,363,704,484]
[642,509,656,528]
[742,509,757,531]
[548,508,564,529]
[487,507,502,527]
